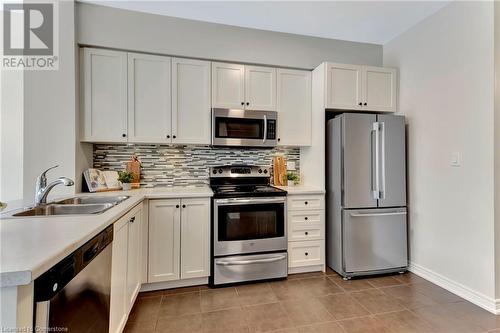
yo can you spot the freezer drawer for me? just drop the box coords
[343,208,407,273]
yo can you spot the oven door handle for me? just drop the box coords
[215,197,286,205]
[216,255,286,266]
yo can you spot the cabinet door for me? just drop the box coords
[180,198,210,279]
[326,63,362,110]
[128,53,172,143]
[245,65,276,111]
[82,48,127,142]
[126,208,142,310]
[148,199,181,283]
[362,66,397,112]
[110,217,128,333]
[277,69,311,146]
[172,58,211,144]
[212,62,245,109]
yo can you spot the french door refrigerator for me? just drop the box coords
[326,113,408,278]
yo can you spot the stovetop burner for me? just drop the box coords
[209,165,287,198]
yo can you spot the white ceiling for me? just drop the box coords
[81,1,451,45]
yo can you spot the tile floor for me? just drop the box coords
[124,269,500,333]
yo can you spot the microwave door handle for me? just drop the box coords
[263,115,267,143]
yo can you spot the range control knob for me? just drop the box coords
[258,169,263,174]
[218,169,223,174]
[263,169,268,174]
[212,169,217,174]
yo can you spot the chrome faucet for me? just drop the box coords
[34,165,74,205]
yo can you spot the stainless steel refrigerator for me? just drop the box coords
[326,113,408,278]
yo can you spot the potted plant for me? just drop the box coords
[118,171,134,191]
[286,171,300,186]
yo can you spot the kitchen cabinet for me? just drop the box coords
[81,48,212,145]
[363,66,397,112]
[126,208,142,309]
[172,58,211,144]
[245,65,276,111]
[211,62,245,109]
[277,69,311,146]
[148,198,210,283]
[212,62,276,111]
[128,53,171,143]
[81,48,127,142]
[180,198,211,279]
[287,193,325,273]
[326,62,397,112]
[110,203,143,333]
[148,199,180,283]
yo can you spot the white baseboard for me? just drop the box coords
[288,264,324,275]
[409,261,498,314]
[140,277,208,292]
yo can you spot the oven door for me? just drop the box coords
[213,197,287,256]
[212,108,277,147]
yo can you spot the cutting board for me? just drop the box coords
[273,156,287,186]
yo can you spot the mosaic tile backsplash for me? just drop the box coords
[93,145,300,187]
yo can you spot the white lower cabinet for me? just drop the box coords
[148,198,210,283]
[110,203,143,333]
[287,193,325,273]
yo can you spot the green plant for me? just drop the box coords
[118,171,134,183]
[286,171,300,184]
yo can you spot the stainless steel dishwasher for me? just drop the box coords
[34,225,113,333]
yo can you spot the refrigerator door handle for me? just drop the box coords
[380,121,386,200]
[372,122,380,199]
[350,211,407,217]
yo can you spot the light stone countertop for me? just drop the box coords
[274,185,326,195]
[0,186,213,288]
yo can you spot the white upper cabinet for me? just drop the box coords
[148,199,181,283]
[326,63,362,110]
[172,58,211,144]
[277,69,312,146]
[212,62,245,109]
[325,62,397,112]
[128,53,172,143]
[363,66,397,112]
[212,62,277,111]
[82,48,127,142]
[180,198,210,279]
[245,66,276,111]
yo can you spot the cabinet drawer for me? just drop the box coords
[287,195,324,211]
[288,240,324,267]
[289,225,323,241]
[289,210,323,226]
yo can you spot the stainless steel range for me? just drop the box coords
[209,165,288,286]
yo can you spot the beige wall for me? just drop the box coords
[384,1,495,309]
[76,2,382,69]
[22,0,77,203]
[495,1,500,300]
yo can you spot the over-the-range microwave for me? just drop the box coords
[212,108,277,147]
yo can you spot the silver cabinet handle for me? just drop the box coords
[263,114,268,143]
[216,255,286,266]
[350,211,407,217]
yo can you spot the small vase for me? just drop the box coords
[287,180,295,187]
[122,183,132,191]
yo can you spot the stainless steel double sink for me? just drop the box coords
[8,195,129,217]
